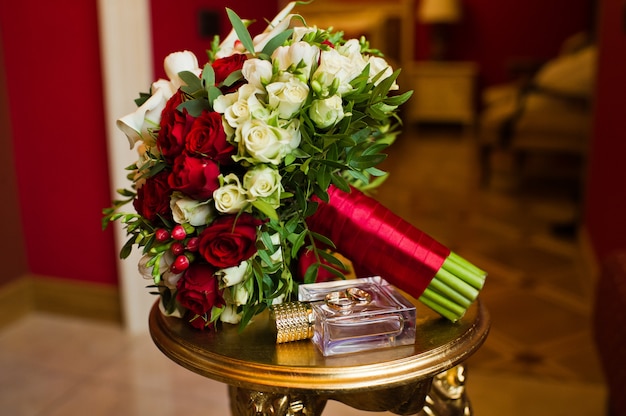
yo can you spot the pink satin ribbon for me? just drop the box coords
[306,185,450,298]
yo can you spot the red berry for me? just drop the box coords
[171,242,185,256]
[155,228,170,242]
[186,237,199,252]
[170,255,190,274]
[171,225,186,240]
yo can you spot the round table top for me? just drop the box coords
[149,298,490,393]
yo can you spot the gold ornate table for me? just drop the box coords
[149,298,490,416]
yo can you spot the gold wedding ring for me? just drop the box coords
[346,287,372,305]
[324,291,356,311]
[324,288,373,311]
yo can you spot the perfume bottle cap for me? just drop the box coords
[270,301,314,344]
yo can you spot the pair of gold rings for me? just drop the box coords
[324,288,372,311]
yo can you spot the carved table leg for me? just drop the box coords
[418,364,472,416]
[229,385,327,416]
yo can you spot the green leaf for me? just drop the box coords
[261,29,294,57]
[290,231,307,259]
[120,238,135,259]
[349,154,387,170]
[207,85,222,108]
[256,248,274,267]
[385,90,413,106]
[310,231,336,249]
[251,199,279,221]
[320,263,347,279]
[222,69,243,87]
[330,173,351,192]
[178,71,203,96]
[177,99,209,117]
[318,250,346,268]
[134,91,151,107]
[303,262,319,284]
[226,8,255,55]
[201,63,215,90]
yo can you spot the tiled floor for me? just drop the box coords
[0,126,608,415]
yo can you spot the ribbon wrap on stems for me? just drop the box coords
[307,185,486,321]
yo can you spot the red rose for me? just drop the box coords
[133,170,172,222]
[157,91,194,162]
[212,53,247,84]
[168,152,220,200]
[185,310,212,330]
[176,263,223,317]
[198,213,262,269]
[185,110,235,165]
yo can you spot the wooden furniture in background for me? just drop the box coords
[405,61,478,127]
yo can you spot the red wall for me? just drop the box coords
[150,0,278,79]
[0,0,118,285]
[584,0,626,260]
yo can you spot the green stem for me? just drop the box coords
[418,292,462,322]
[441,257,486,290]
[448,252,487,277]
[427,276,472,308]
[434,267,479,301]
[420,287,465,318]
[418,252,487,322]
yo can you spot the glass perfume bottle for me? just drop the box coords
[270,276,416,356]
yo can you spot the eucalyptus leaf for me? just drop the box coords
[201,63,215,89]
[222,69,243,87]
[177,99,210,117]
[226,8,255,55]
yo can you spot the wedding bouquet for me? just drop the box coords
[103,2,485,331]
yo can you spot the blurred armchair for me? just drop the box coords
[477,33,597,187]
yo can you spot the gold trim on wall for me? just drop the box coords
[0,275,122,329]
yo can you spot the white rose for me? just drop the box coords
[117,50,200,148]
[309,95,345,129]
[266,77,309,119]
[268,233,283,265]
[213,174,249,213]
[313,48,361,96]
[337,39,366,64]
[164,50,201,90]
[237,120,281,164]
[216,261,250,288]
[272,41,320,80]
[219,304,242,324]
[224,283,251,307]
[116,79,173,148]
[368,56,398,90]
[170,192,214,226]
[242,58,273,89]
[279,118,302,153]
[138,252,182,289]
[215,84,265,130]
[243,165,282,207]
[292,26,318,42]
[235,118,301,165]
